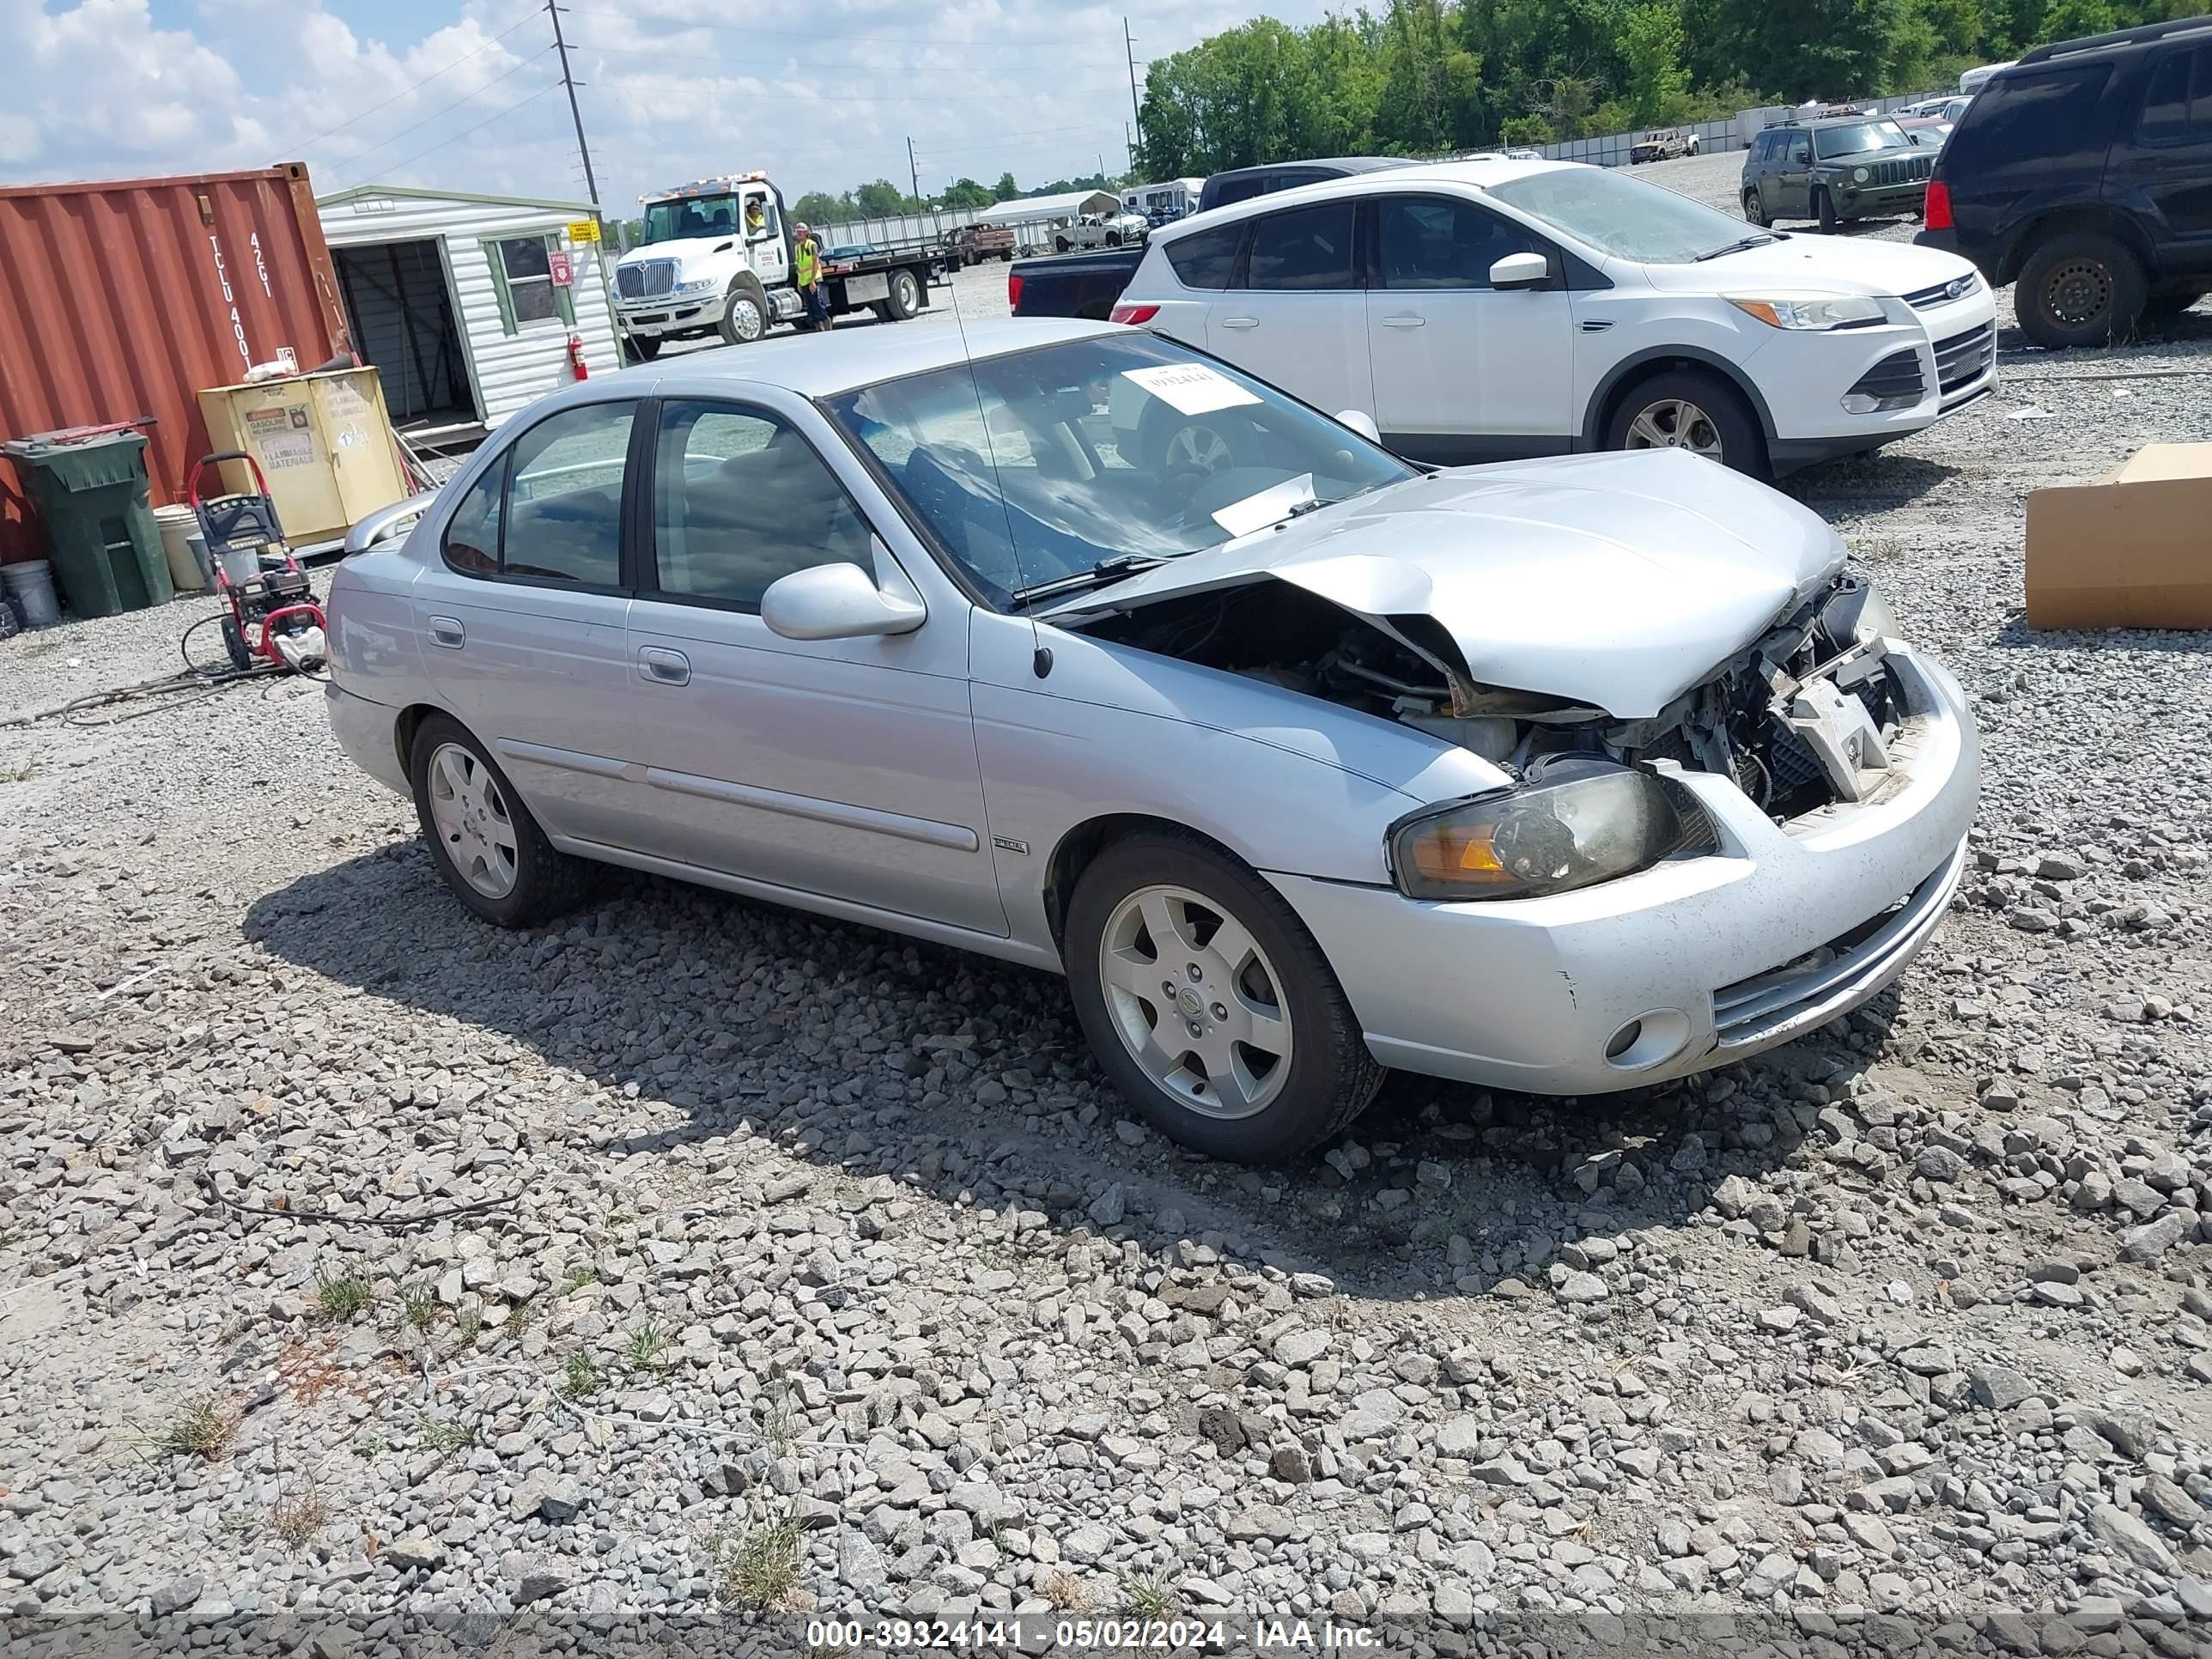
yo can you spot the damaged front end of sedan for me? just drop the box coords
[1066,566,1914,835]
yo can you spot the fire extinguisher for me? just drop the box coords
[567,334,588,381]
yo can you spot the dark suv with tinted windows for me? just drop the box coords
[1741,116,1936,232]
[1918,16,2212,348]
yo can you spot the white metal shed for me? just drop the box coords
[315,185,621,437]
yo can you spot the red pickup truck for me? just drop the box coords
[946,223,1015,266]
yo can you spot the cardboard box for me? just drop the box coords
[2026,443,2212,630]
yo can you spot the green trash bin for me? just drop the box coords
[0,431,173,619]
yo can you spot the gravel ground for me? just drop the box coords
[3,170,2212,1656]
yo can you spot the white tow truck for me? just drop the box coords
[611,173,935,359]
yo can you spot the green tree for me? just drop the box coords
[1617,2,1688,118]
[992,172,1021,201]
[788,191,846,224]
[852,179,913,216]
[939,178,994,210]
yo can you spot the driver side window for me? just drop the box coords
[649,402,873,611]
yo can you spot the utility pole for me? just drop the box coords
[907,137,923,207]
[1123,17,1144,168]
[546,0,599,209]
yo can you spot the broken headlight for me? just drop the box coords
[1389,756,1684,902]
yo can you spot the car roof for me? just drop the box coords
[1163,156,1574,239]
[621,317,1120,400]
[1206,155,1409,182]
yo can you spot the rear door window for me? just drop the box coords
[1245,202,1358,290]
[1947,64,2112,173]
[1165,222,1243,289]
[2138,43,2212,143]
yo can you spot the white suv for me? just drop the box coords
[1110,157,1996,476]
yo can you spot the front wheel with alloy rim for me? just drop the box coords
[716,282,768,346]
[2017,232,2148,349]
[1063,833,1384,1163]
[1605,369,1767,477]
[408,714,590,928]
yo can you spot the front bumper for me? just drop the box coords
[325,681,410,799]
[615,298,718,339]
[1268,646,1980,1095]
[1762,281,1997,467]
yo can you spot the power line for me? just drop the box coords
[562,9,1129,50]
[337,81,566,187]
[289,14,544,152]
[565,38,1110,71]
[324,47,555,169]
[594,70,1130,101]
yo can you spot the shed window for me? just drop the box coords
[483,234,575,334]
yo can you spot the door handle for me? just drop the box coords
[637,646,690,686]
[427,615,465,648]
[1218,316,1260,330]
[1379,314,1427,329]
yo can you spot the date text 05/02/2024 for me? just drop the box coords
[805,1617,1382,1650]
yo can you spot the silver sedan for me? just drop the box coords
[327,319,1978,1163]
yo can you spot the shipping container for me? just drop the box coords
[0,162,348,566]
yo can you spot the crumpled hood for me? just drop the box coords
[1641,233,1976,297]
[1048,448,1846,719]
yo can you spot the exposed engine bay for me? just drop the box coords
[1076,572,1909,824]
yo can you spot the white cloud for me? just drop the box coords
[0,0,1320,209]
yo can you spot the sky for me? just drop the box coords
[0,0,1317,216]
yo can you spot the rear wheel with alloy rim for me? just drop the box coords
[1606,369,1768,477]
[1742,187,1770,228]
[2017,232,2147,349]
[1064,832,1384,1163]
[409,714,590,927]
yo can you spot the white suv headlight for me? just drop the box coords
[1727,295,1887,331]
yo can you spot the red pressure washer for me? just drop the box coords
[187,452,327,673]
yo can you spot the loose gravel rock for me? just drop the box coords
[1,182,2209,1646]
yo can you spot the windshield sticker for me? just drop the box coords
[1212,472,1316,538]
[1123,363,1261,417]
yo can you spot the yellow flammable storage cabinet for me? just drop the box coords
[196,368,410,549]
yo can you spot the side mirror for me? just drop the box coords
[1335,409,1382,444]
[1489,251,1552,291]
[761,559,926,641]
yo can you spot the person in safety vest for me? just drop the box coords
[793,223,831,333]
[744,199,767,237]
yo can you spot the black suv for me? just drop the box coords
[1741,116,1936,232]
[1918,16,2212,348]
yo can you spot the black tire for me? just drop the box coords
[2141,289,2205,325]
[1054,235,1072,254]
[885,267,923,320]
[716,278,769,346]
[1814,187,1839,234]
[407,714,591,929]
[1063,832,1385,1163]
[220,615,252,672]
[2016,232,2147,349]
[623,335,663,363]
[1742,187,1770,228]
[1605,368,1769,478]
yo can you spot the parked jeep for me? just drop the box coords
[1741,115,1936,232]
[1631,126,1700,162]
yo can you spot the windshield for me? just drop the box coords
[1488,167,1763,265]
[825,334,1414,609]
[640,194,744,245]
[1814,120,1911,157]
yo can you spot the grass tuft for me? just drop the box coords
[150,1396,234,1460]
[562,1349,602,1397]
[313,1267,373,1323]
[720,1507,804,1609]
[1121,1571,1173,1617]
[626,1322,665,1372]
[270,1479,331,1547]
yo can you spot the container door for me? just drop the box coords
[313,369,411,532]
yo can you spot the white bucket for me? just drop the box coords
[1,559,61,628]
[153,504,204,593]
